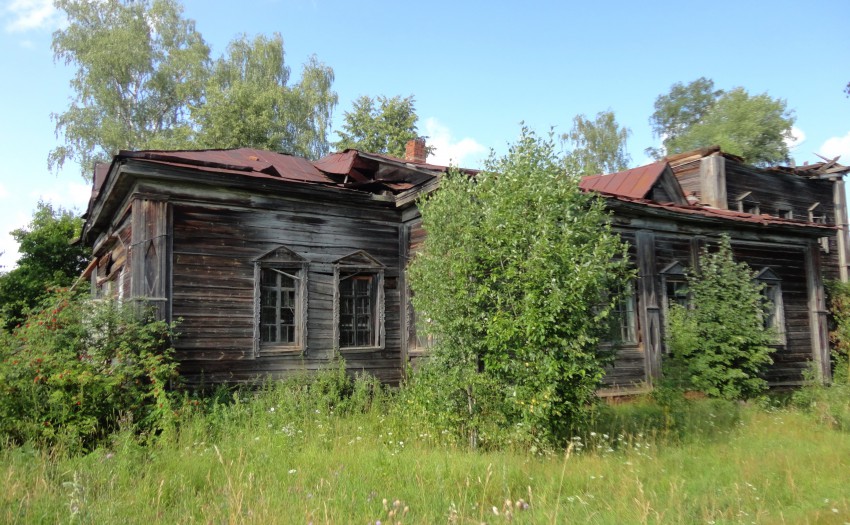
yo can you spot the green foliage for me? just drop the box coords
[647,77,722,159]
[193,33,337,159]
[664,236,775,400]
[562,110,631,176]
[648,78,795,166]
[51,2,339,175]
[0,293,179,452]
[588,395,741,445]
[827,280,850,383]
[395,362,519,451]
[0,203,90,331]
[792,281,850,431]
[50,0,210,175]
[407,128,632,446]
[335,95,424,158]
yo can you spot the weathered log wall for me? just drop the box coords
[168,194,405,385]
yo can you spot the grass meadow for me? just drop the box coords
[2,380,850,525]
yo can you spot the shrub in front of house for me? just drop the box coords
[0,292,179,452]
[407,128,632,448]
[664,236,775,401]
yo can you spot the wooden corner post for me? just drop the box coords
[636,230,662,383]
[805,241,832,382]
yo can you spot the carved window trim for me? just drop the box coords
[253,246,308,357]
[332,251,386,352]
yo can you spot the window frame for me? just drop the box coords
[808,203,830,252]
[333,251,385,352]
[602,282,638,346]
[660,261,689,315]
[406,287,434,356]
[755,267,786,346]
[736,191,760,215]
[253,246,308,357]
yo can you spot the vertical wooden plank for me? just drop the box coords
[805,242,832,382]
[833,179,850,282]
[129,198,170,321]
[700,156,728,209]
[690,235,704,271]
[636,230,662,383]
[399,222,410,376]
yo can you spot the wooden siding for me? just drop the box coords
[169,196,405,385]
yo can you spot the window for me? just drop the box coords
[777,208,793,220]
[809,203,830,252]
[605,284,638,345]
[407,288,434,355]
[253,246,307,355]
[338,272,379,347]
[660,261,689,313]
[808,202,827,224]
[333,251,385,350]
[755,267,786,345]
[735,192,760,215]
[259,268,301,345]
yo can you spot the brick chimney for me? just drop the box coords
[404,137,427,163]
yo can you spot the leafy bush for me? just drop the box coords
[407,128,632,447]
[828,280,850,383]
[0,203,90,331]
[664,236,775,400]
[0,293,179,451]
[791,281,850,430]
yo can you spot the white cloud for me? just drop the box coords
[819,131,850,162]
[0,183,8,199]
[31,181,91,213]
[785,126,806,151]
[0,211,29,271]
[4,0,62,32]
[423,118,488,168]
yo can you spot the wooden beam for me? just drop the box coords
[805,242,831,382]
[699,155,728,209]
[833,179,850,282]
[636,231,662,383]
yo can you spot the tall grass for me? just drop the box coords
[2,373,850,524]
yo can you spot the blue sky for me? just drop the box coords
[1,0,849,269]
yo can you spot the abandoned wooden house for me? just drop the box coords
[79,139,850,394]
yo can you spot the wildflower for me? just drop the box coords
[288,469,297,474]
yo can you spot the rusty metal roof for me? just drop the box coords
[579,161,669,200]
[312,150,359,176]
[603,193,832,230]
[580,158,831,230]
[120,148,334,184]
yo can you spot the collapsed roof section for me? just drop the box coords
[580,146,839,232]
